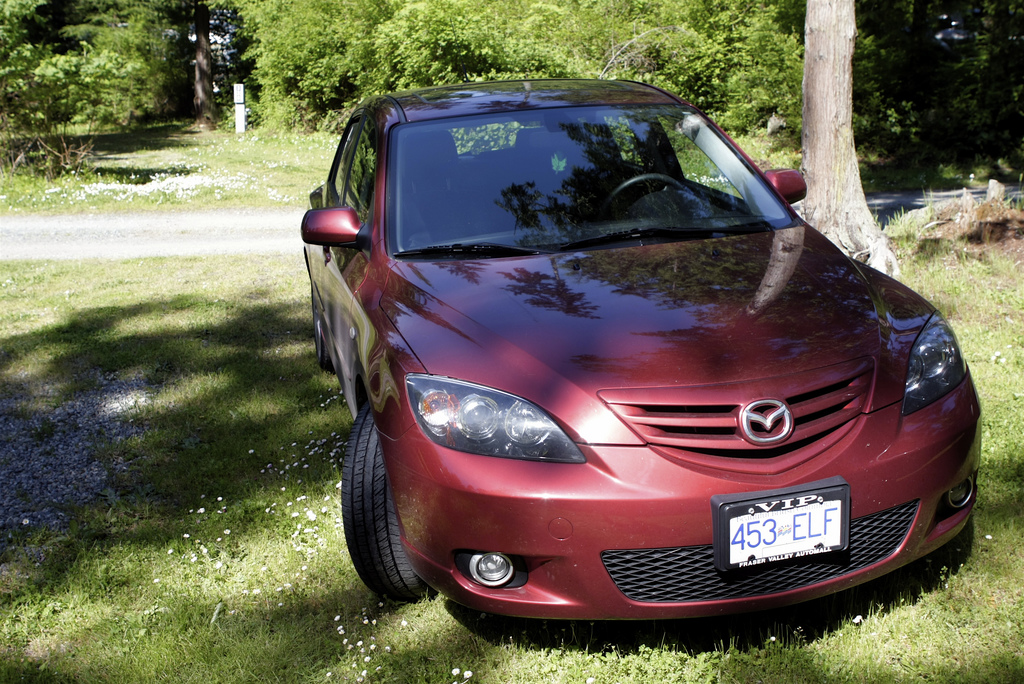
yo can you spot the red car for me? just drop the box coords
[301,80,980,619]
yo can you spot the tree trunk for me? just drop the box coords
[194,1,215,131]
[801,0,899,277]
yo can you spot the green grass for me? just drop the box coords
[1,123,336,215]
[1,123,1023,682]
[1,234,1023,682]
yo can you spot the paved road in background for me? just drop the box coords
[866,186,1020,226]
[1,207,304,260]
[1,187,1019,260]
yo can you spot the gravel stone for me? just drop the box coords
[0,373,152,554]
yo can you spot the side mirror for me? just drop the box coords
[764,169,807,204]
[301,207,363,247]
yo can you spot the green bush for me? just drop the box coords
[1,0,192,178]
[645,0,803,134]
[233,0,807,136]
[233,0,362,131]
[362,0,572,93]
[853,0,1024,163]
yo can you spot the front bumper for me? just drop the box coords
[381,378,981,619]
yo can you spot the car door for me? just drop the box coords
[319,113,378,404]
[308,114,362,372]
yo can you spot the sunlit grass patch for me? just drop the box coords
[732,132,802,172]
[1,126,336,215]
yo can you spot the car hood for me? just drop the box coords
[382,227,898,443]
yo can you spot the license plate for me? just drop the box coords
[711,477,850,572]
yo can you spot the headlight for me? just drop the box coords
[406,375,585,463]
[903,313,967,414]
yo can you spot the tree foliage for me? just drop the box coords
[63,0,193,121]
[231,0,359,130]
[3,0,1021,177]
[3,0,136,177]
[854,0,1024,162]
[231,0,808,133]
[226,0,1023,162]
[1,0,193,177]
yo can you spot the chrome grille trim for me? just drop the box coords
[599,357,874,458]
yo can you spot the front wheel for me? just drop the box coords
[342,403,430,600]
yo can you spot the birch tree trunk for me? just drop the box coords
[801,0,899,277]
[194,1,216,131]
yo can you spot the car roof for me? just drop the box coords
[386,79,683,123]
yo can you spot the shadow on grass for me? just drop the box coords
[88,123,203,161]
[66,123,210,184]
[0,258,1012,681]
[0,287,337,544]
[88,165,200,185]
[0,269,411,676]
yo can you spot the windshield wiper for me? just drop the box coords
[558,221,775,252]
[397,242,551,259]
[558,226,718,252]
[723,219,778,232]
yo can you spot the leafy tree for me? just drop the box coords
[589,0,805,133]
[1,0,48,174]
[362,0,570,93]
[232,0,805,134]
[2,0,252,176]
[1,0,137,178]
[853,0,1024,162]
[62,0,193,122]
[232,0,364,130]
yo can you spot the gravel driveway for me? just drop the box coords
[1,207,309,552]
[1,207,305,260]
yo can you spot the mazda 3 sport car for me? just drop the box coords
[301,79,980,620]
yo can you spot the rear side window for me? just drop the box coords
[327,116,364,207]
[345,120,378,223]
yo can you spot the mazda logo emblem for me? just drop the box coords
[739,399,794,445]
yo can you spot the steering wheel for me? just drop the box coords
[600,173,689,217]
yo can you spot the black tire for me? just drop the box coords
[311,288,334,373]
[342,403,430,600]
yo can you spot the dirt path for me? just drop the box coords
[1,207,304,260]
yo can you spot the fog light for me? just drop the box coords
[946,476,974,509]
[468,552,515,587]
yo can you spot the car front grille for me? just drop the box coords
[599,357,874,461]
[601,500,918,603]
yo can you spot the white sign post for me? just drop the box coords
[233,83,247,134]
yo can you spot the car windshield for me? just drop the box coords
[388,104,795,256]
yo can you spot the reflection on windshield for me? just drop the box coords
[746,226,806,316]
[390,105,792,256]
[387,228,874,384]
